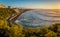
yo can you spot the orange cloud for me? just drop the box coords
[25,3,60,9]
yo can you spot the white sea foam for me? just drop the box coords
[15,10,60,27]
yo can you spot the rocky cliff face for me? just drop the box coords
[0,4,6,8]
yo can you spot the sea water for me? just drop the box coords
[15,10,60,28]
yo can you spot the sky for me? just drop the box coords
[0,0,60,9]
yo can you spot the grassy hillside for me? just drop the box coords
[0,8,16,19]
[0,8,60,37]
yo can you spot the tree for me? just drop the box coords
[48,24,58,32]
[38,27,49,37]
[0,20,10,37]
[9,24,23,37]
[30,35,37,37]
[45,31,57,37]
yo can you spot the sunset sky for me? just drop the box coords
[0,0,60,9]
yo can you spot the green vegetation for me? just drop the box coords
[0,8,16,19]
[0,8,60,37]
